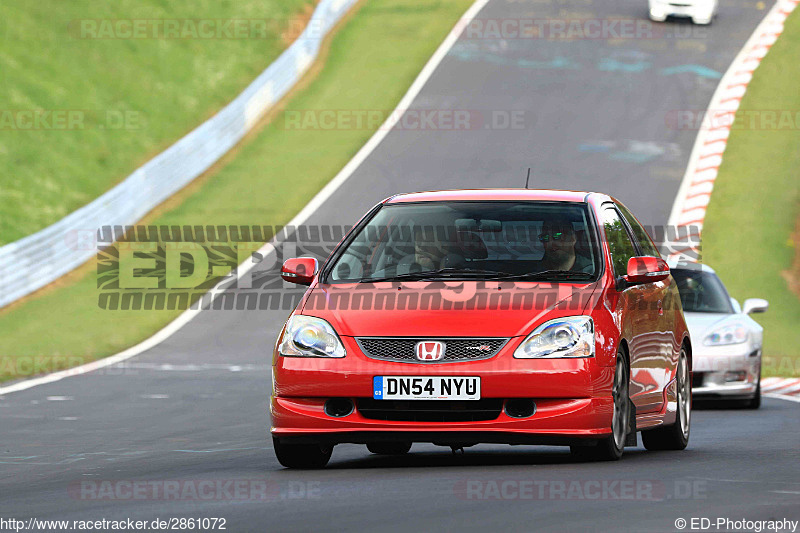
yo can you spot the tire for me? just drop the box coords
[744,369,761,410]
[642,348,691,451]
[273,437,332,469]
[571,349,629,461]
[367,442,412,455]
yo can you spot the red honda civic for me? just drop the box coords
[271,189,692,467]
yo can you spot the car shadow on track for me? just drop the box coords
[320,446,654,471]
[692,399,760,411]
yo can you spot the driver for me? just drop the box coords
[538,219,593,273]
[413,226,444,271]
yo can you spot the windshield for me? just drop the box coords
[325,201,600,282]
[671,268,734,314]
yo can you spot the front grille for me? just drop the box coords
[356,337,508,363]
[356,398,503,422]
[692,372,705,388]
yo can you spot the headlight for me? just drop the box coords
[704,323,748,346]
[278,315,346,358]
[514,316,594,359]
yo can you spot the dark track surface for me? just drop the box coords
[3,1,797,532]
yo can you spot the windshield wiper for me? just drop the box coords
[493,270,595,281]
[359,272,437,283]
[359,268,594,283]
[359,267,515,283]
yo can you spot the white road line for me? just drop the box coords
[763,379,800,393]
[765,393,800,404]
[122,362,270,372]
[760,377,785,387]
[761,378,793,390]
[661,0,800,407]
[774,383,800,394]
[0,0,493,398]
[667,0,800,261]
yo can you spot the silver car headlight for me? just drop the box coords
[704,323,748,346]
[278,315,346,358]
[514,316,594,359]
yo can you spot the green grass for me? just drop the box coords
[0,0,474,382]
[0,0,311,245]
[702,9,800,377]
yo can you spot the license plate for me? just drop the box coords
[373,376,480,400]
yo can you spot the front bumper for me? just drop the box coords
[271,336,616,442]
[691,344,760,399]
[271,396,614,443]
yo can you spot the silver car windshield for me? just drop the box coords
[325,201,600,283]
[671,268,734,314]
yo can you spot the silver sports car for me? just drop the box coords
[670,262,768,408]
[648,0,719,25]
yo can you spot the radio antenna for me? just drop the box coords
[525,167,531,189]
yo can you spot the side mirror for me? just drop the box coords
[625,256,670,284]
[742,298,768,315]
[281,257,319,286]
[730,297,742,314]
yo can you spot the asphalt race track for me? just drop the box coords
[3,1,798,531]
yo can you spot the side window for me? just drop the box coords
[617,203,662,258]
[600,206,638,277]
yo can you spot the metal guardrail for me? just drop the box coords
[0,0,358,309]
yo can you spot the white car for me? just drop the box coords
[670,263,768,408]
[648,0,719,25]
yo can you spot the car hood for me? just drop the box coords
[683,312,736,343]
[684,311,763,348]
[301,281,602,337]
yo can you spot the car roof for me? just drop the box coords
[385,189,594,204]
